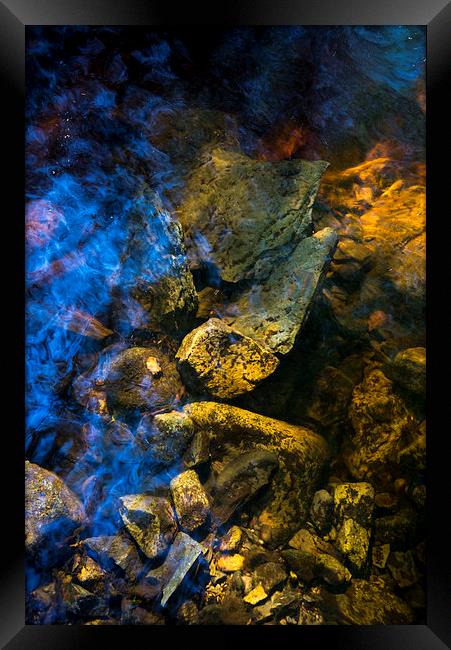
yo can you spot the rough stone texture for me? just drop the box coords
[136,410,194,466]
[146,531,203,607]
[309,489,334,535]
[114,189,198,335]
[374,508,419,550]
[25,461,85,554]
[284,529,351,586]
[119,494,176,558]
[178,147,329,283]
[389,347,426,395]
[209,450,279,525]
[335,518,371,573]
[74,344,183,414]
[216,554,245,573]
[83,532,144,581]
[243,584,268,605]
[197,595,250,625]
[326,576,413,624]
[170,470,210,531]
[343,368,421,486]
[182,430,211,469]
[387,550,418,588]
[253,562,287,594]
[333,482,375,528]
[72,554,107,592]
[203,227,338,355]
[372,544,391,569]
[175,318,279,398]
[152,402,329,546]
[218,526,243,553]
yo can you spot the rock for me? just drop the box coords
[216,554,245,573]
[146,532,203,607]
[104,346,183,412]
[333,482,375,527]
[178,147,328,283]
[218,526,243,553]
[309,489,334,534]
[197,594,250,625]
[389,348,426,395]
[153,402,329,546]
[374,507,419,549]
[211,227,338,355]
[209,450,279,525]
[243,584,268,605]
[372,544,391,569]
[253,562,287,594]
[72,554,107,592]
[387,550,418,588]
[121,598,165,625]
[136,410,195,466]
[175,318,279,398]
[58,575,106,619]
[298,603,325,625]
[327,576,413,624]
[268,588,303,620]
[343,368,420,486]
[25,461,85,554]
[335,518,371,573]
[182,430,210,469]
[119,494,176,558]
[114,189,198,335]
[176,601,199,625]
[288,528,338,558]
[282,546,351,587]
[170,470,210,531]
[27,583,58,624]
[83,531,144,581]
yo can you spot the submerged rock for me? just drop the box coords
[146,531,203,607]
[175,318,279,398]
[197,594,250,625]
[136,410,194,466]
[327,576,413,624]
[170,470,210,531]
[284,528,351,586]
[74,344,183,413]
[309,489,334,535]
[335,518,371,574]
[202,228,338,355]
[253,562,287,594]
[333,482,375,528]
[83,531,144,581]
[389,347,426,395]
[178,148,328,283]
[209,450,279,525]
[119,494,176,559]
[25,461,85,554]
[343,368,420,486]
[114,189,198,335]
[153,402,329,546]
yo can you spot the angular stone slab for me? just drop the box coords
[175,318,279,398]
[226,228,338,354]
[153,403,329,546]
[178,148,329,283]
[25,461,86,554]
[119,494,176,558]
[146,531,203,607]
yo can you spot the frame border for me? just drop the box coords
[2,1,450,647]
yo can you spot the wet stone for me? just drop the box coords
[244,584,268,605]
[333,482,375,528]
[25,461,85,555]
[170,470,210,531]
[119,494,177,559]
[372,544,391,569]
[389,347,426,396]
[309,489,334,535]
[216,554,245,573]
[335,518,371,574]
[253,562,287,594]
[197,594,250,625]
[146,531,203,607]
[387,550,418,588]
[209,449,279,525]
[176,318,279,399]
[83,531,144,581]
[218,526,243,553]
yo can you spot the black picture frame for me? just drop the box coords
[2,1,450,648]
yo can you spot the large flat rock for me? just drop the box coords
[178,148,329,283]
